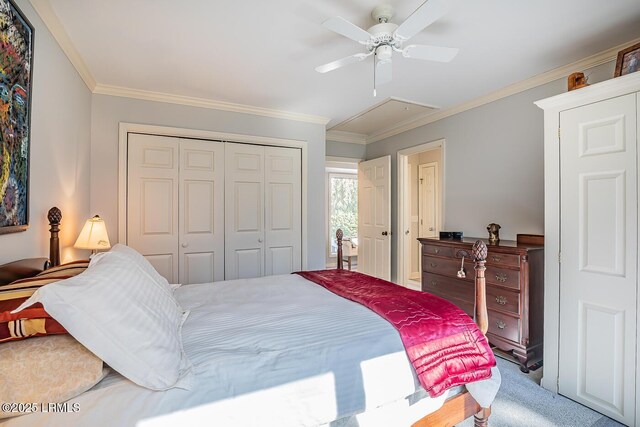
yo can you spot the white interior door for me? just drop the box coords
[127,134,179,283]
[179,139,224,284]
[264,146,301,275]
[559,93,637,425]
[225,143,265,280]
[418,163,438,238]
[358,155,391,280]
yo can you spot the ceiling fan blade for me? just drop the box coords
[394,0,447,42]
[375,58,392,89]
[402,44,459,62]
[322,16,372,44]
[315,52,372,73]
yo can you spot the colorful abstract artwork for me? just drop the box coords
[0,0,32,234]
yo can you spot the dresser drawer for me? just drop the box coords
[422,273,474,303]
[486,252,521,268]
[486,286,520,316]
[485,265,520,289]
[421,244,454,258]
[422,255,471,279]
[487,310,520,343]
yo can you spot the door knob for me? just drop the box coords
[181,243,188,248]
[382,231,388,236]
[258,238,263,243]
[405,230,410,235]
[429,227,434,231]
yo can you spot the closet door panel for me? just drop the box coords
[225,143,265,280]
[127,134,179,283]
[179,139,225,284]
[265,146,301,276]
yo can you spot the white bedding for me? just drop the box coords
[2,274,499,427]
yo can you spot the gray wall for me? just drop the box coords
[366,61,616,281]
[0,1,92,265]
[326,140,366,159]
[90,95,327,269]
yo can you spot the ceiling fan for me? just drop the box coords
[315,0,458,96]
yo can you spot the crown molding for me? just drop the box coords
[366,37,640,144]
[30,0,330,125]
[326,130,368,145]
[94,84,330,125]
[30,0,96,90]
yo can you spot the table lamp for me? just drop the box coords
[74,215,111,255]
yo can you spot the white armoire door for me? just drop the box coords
[264,146,301,275]
[178,139,225,284]
[225,143,265,280]
[127,134,180,283]
[559,93,637,425]
[358,156,391,280]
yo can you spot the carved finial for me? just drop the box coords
[472,240,488,262]
[336,229,343,241]
[48,207,62,225]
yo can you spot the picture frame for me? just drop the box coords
[0,0,34,235]
[614,42,640,77]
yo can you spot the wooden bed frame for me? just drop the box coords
[337,228,492,427]
[0,211,493,426]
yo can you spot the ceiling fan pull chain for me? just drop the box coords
[373,52,377,97]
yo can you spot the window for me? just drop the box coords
[328,172,357,256]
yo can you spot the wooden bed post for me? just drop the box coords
[336,229,344,270]
[47,207,62,268]
[412,240,492,427]
[472,240,489,335]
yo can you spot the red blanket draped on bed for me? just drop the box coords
[295,269,495,397]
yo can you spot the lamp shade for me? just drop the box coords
[74,215,111,251]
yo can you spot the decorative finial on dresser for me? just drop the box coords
[487,223,501,244]
[47,207,62,267]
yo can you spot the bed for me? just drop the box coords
[0,209,499,427]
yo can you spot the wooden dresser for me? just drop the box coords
[418,237,544,371]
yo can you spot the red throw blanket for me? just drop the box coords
[295,269,495,397]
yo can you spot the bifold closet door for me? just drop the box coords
[225,143,301,280]
[558,93,637,425]
[178,139,225,284]
[127,134,180,283]
[128,134,224,284]
[264,146,301,275]
[225,143,265,279]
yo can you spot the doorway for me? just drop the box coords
[397,140,444,289]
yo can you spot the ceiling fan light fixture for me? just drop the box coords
[376,45,393,61]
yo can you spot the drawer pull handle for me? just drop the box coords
[495,295,508,305]
[491,255,501,262]
[430,262,438,268]
[431,280,438,287]
[496,320,506,330]
[495,273,507,282]
[434,248,440,254]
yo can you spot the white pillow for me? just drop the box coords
[13,252,192,391]
[108,244,173,294]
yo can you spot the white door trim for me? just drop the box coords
[118,122,309,270]
[396,139,445,287]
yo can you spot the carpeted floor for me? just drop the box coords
[456,356,625,427]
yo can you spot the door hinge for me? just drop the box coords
[558,127,561,139]
[558,251,561,263]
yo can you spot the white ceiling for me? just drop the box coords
[44,0,640,130]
